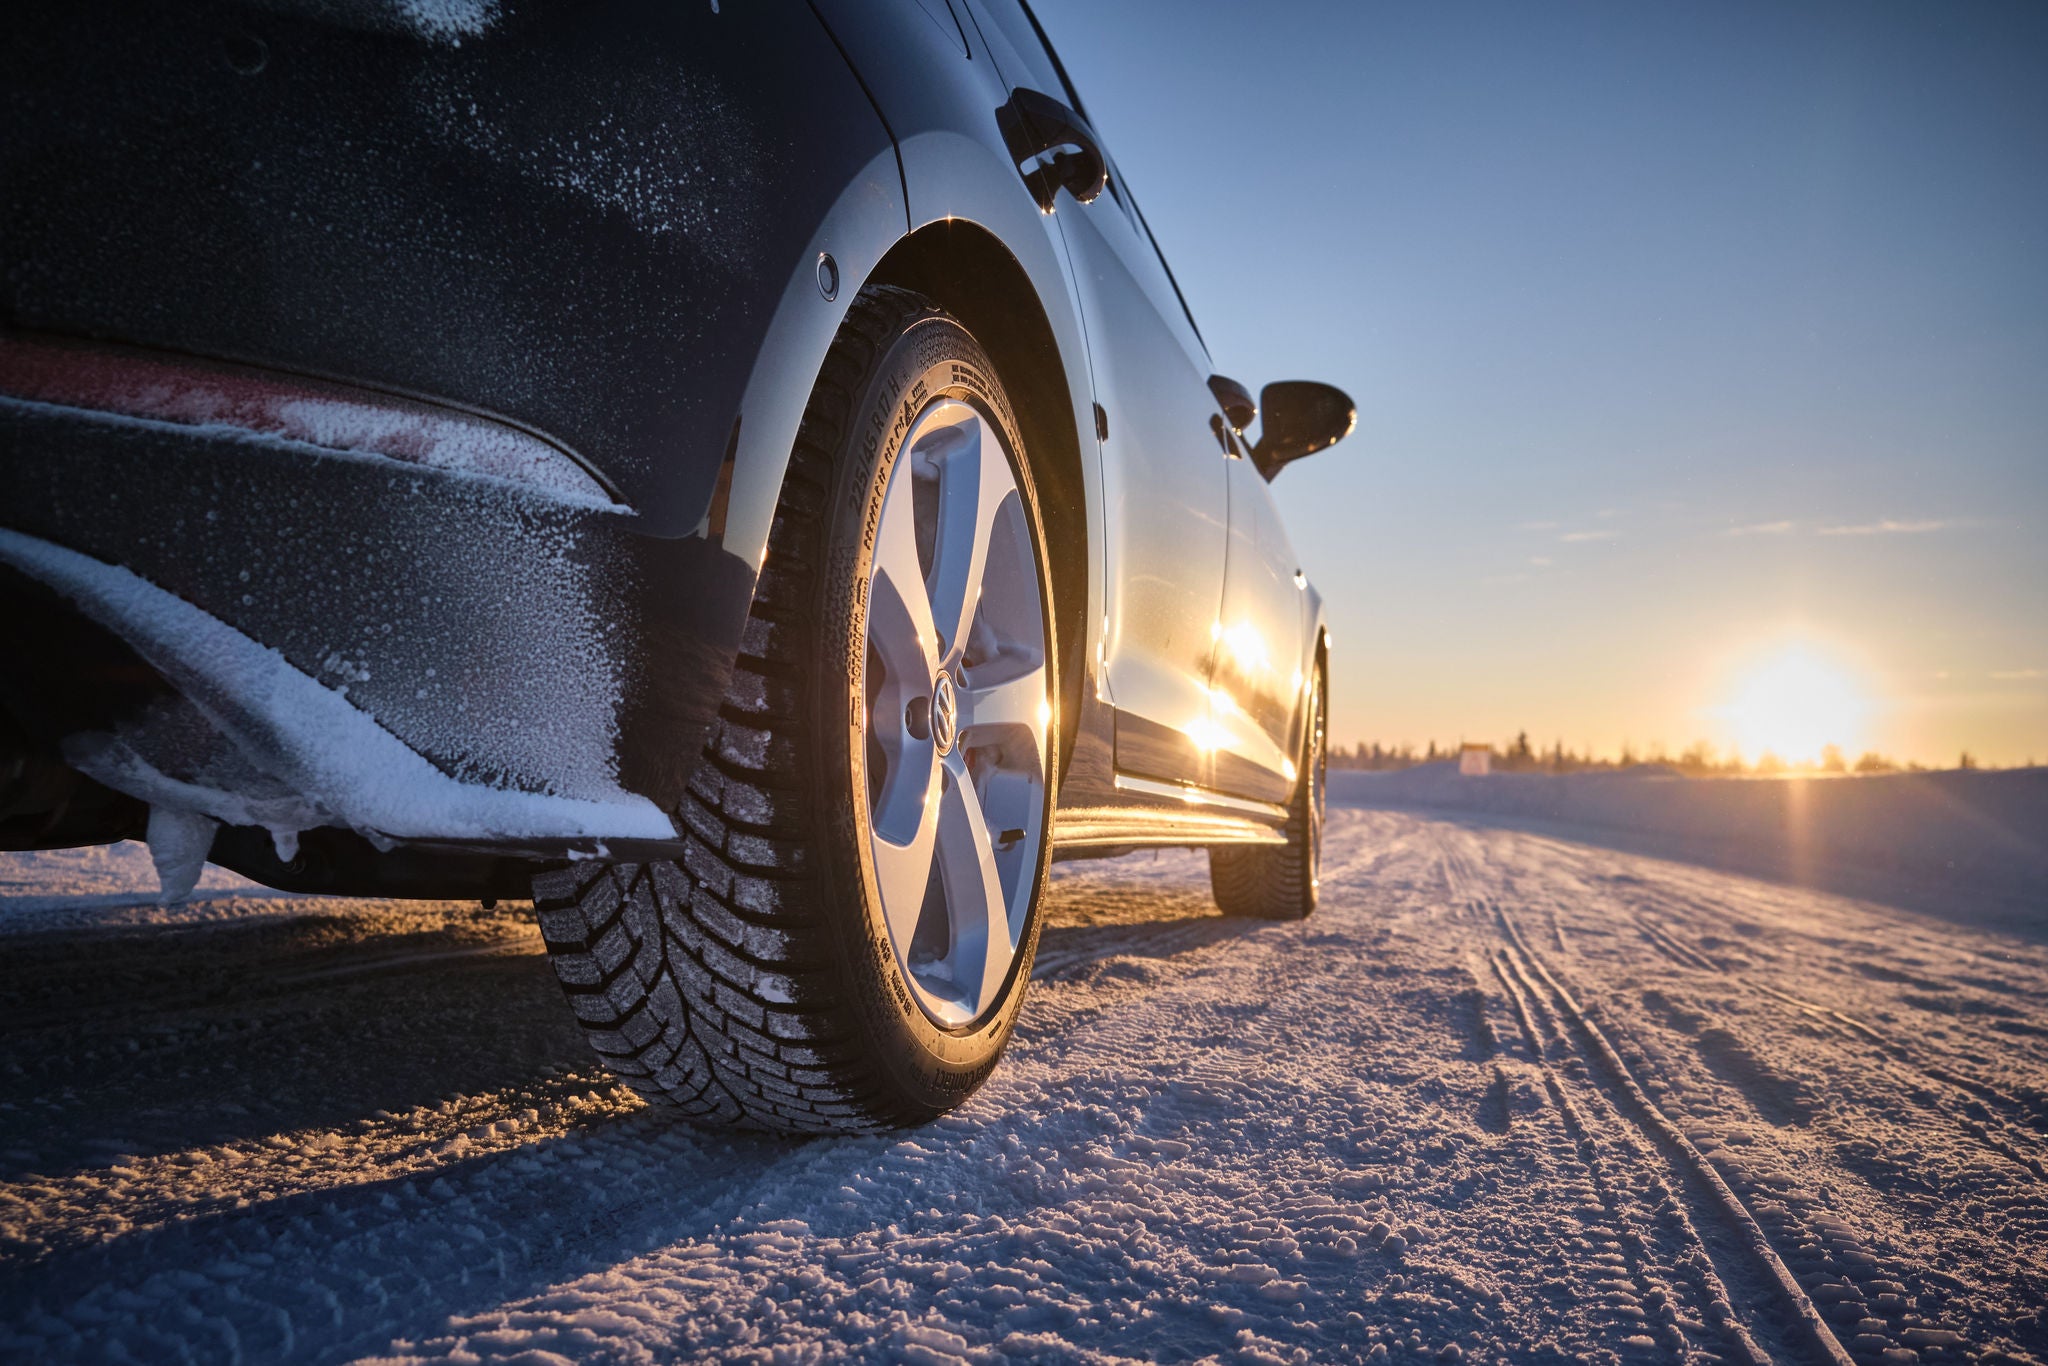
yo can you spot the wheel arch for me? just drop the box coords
[863,222,1089,780]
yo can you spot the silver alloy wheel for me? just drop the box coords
[862,398,1050,1028]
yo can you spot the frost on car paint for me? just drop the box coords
[0,336,618,509]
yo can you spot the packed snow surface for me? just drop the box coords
[1,792,2044,1362]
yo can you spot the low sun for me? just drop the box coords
[1715,640,1871,764]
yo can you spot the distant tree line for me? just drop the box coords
[1328,732,2028,775]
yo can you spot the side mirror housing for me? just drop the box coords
[1251,381,1355,480]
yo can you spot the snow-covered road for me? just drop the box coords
[2,803,2044,1364]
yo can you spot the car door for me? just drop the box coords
[1210,453,1311,803]
[963,0,1233,790]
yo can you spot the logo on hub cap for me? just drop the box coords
[931,673,958,755]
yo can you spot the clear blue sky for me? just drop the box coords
[1031,0,2048,765]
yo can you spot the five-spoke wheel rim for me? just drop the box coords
[861,398,1049,1028]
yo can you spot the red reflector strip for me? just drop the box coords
[0,333,618,508]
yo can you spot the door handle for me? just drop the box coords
[997,88,1107,212]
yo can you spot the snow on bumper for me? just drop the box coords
[0,528,676,850]
[0,381,760,861]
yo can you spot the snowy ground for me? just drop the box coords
[1330,767,2048,935]
[1,795,2045,1363]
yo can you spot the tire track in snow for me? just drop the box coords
[1635,919,1721,975]
[1632,910,2048,1182]
[1436,821,2039,1362]
[1605,860,2048,1045]
[1449,876,1769,1366]
[1486,942,1768,1366]
[1494,826,2048,1178]
[1030,916,1253,983]
[5,811,2038,1362]
[1740,982,2048,1189]
[3,1103,800,1361]
[0,922,541,1034]
[0,1070,630,1265]
[1523,920,2009,1365]
[269,934,537,987]
[1490,909,1858,1366]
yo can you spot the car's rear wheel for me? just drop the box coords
[533,287,1058,1131]
[1209,660,1325,920]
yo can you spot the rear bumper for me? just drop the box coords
[0,377,752,869]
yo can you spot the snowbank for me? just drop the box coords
[1332,763,2048,926]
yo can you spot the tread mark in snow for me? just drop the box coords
[270,935,537,987]
[1452,973,1499,1061]
[1029,917,1253,983]
[1489,946,1770,1366]
[1747,980,2048,1139]
[0,929,546,1034]
[1636,913,2048,1180]
[1493,913,1858,1366]
[1636,920,1721,974]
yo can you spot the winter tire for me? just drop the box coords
[533,287,1059,1131]
[1209,659,1325,921]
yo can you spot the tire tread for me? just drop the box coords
[537,286,950,1132]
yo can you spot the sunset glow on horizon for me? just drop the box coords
[1036,0,2047,770]
[1708,639,1874,767]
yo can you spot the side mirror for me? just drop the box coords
[1251,381,1355,480]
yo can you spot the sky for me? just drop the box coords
[1029,0,2048,767]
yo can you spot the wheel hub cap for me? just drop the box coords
[931,673,959,755]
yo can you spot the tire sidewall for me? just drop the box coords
[813,308,1058,1114]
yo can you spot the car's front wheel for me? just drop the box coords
[534,287,1058,1131]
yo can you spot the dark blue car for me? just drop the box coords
[0,0,1352,1129]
